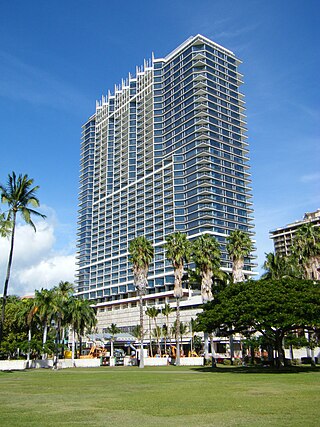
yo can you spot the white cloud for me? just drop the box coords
[300,172,320,183]
[0,214,76,296]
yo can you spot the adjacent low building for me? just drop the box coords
[270,209,320,256]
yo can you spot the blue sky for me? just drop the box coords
[0,0,319,294]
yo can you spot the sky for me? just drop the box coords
[0,0,319,295]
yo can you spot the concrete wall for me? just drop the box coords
[179,357,204,366]
[0,358,101,371]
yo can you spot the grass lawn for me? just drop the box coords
[0,365,319,426]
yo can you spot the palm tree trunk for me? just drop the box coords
[139,294,144,369]
[148,318,153,357]
[204,332,209,361]
[26,327,31,369]
[0,213,16,345]
[42,321,48,360]
[71,328,75,366]
[175,297,181,366]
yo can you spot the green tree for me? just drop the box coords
[262,252,299,280]
[191,234,221,302]
[292,223,320,280]
[128,236,154,368]
[164,232,191,366]
[68,297,97,363]
[106,323,120,358]
[226,229,253,283]
[146,306,161,356]
[0,172,46,345]
[196,278,320,367]
[51,281,74,368]
[162,303,174,353]
[33,288,54,359]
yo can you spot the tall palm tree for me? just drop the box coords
[33,288,54,359]
[162,303,174,354]
[51,281,74,368]
[106,323,120,358]
[292,223,320,280]
[68,297,97,364]
[128,236,154,369]
[226,229,253,283]
[191,234,221,302]
[0,172,46,345]
[164,232,191,366]
[146,306,161,356]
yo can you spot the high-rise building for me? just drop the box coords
[76,34,255,333]
[270,209,320,256]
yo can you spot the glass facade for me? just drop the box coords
[76,35,255,305]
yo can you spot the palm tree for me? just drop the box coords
[0,172,46,345]
[226,229,253,283]
[292,223,320,280]
[172,320,188,355]
[162,303,174,354]
[33,288,54,359]
[192,234,221,302]
[164,232,191,366]
[226,230,252,364]
[262,252,298,280]
[51,281,74,368]
[107,323,120,358]
[68,297,97,364]
[128,236,154,369]
[146,306,161,356]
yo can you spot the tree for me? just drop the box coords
[226,229,253,283]
[33,288,54,359]
[162,303,174,354]
[191,234,221,302]
[292,223,320,280]
[164,232,191,366]
[0,172,46,345]
[128,236,154,368]
[196,278,320,367]
[262,252,299,280]
[68,297,97,363]
[146,306,161,356]
[51,281,74,368]
[106,323,120,358]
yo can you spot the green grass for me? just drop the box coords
[0,365,319,426]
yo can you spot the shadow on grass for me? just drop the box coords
[191,364,320,374]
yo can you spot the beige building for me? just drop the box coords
[270,209,320,256]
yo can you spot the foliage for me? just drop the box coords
[196,278,320,366]
[292,223,320,280]
[226,229,253,283]
[128,236,154,295]
[191,234,221,302]
[0,172,46,345]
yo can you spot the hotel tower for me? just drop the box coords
[76,35,255,333]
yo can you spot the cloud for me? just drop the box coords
[300,172,320,183]
[0,215,76,296]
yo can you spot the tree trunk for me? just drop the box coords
[232,257,245,283]
[148,317,153,357]
[71,328,75,366]
[139,294,144,369]
[201,270,213,302]
[204,332,209,362]
[42,321,48,360]
[0,213,16,346]
[26,327,31,369]
[175,297,181,366]
[210,333,216,367]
